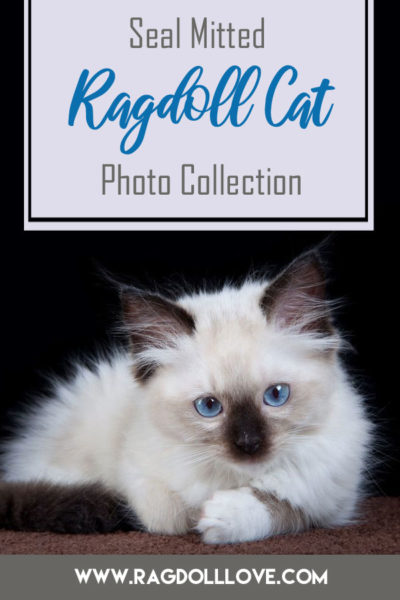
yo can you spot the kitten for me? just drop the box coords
[0,251,372,543]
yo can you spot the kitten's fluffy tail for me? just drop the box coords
[0,481,142,533]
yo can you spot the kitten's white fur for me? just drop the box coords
[1,279,372,543]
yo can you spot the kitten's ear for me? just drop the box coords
[121,289,195,354]
[260,251,333,334]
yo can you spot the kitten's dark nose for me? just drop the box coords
[234,432,262,455]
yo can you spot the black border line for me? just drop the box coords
[27,0,370,224]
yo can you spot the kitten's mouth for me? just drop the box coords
[225,449,271,478]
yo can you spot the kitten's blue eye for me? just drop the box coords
[194,397,223,418]
[263,384,290,407]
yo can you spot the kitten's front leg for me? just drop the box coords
[126,480,191,535]
[197,487,308,544]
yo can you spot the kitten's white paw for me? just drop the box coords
[197,487,272,544]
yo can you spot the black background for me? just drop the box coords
[1,3,398,495]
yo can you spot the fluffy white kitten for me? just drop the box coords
[0,252,372,543]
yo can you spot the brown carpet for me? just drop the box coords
[0,497,399,555]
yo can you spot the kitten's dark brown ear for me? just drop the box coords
[121,289,195,380]
[260,251,332,334]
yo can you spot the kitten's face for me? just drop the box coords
[122,251,340,475]
[143,285,336,474]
